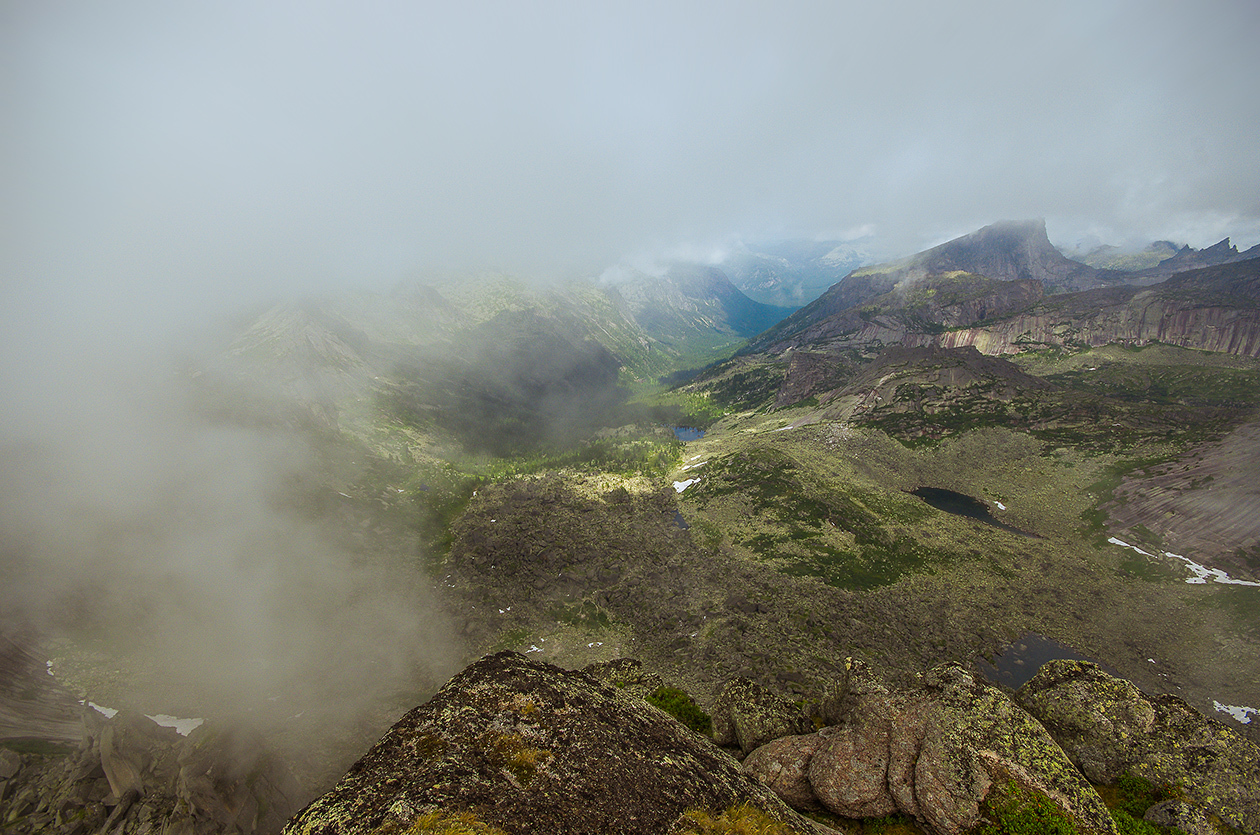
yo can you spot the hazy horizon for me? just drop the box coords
[5,0,1260,338]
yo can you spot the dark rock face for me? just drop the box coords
[0,709,299,835]
[1019,659,1260,834]
[743,663,1117,835]
[754,223,1260,360]
[283,652,819,835]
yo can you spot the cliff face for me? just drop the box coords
[929,288,1260,357]
[756,223,1260,361]
[764,259,1260,360]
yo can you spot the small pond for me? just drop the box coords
[671,426,706,442]
[975,633,1112,690]
[910,487,1035,537]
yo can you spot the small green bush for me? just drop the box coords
[976,781,1077,835]
[647,686,714,736]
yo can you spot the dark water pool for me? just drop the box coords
[910,487,1035,537]
[975,633,1112,689]
[671,426,706,441]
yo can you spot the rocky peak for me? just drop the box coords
[283,651,820,835]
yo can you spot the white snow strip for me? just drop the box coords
[1108,538,1260,586]
[147,714,205,735]
[86,702,204,735]
[1214,701,1258,725]
[87,701,118,719]
[993,501,1007,511]
[682,461,708,471]
[525,644,544,653]
[673,478,700,493]
[1108,537,1154,557]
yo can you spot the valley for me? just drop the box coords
[4,222,1260,834]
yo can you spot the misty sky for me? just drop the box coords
[4,0,1260,331]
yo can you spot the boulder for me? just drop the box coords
[808,694,897,819]
[1019,659,1260,834]
[1142,799,1222,835]
[745,663,1116,835]
[711,678,811,756]
[912,664,1114,835]
[741,734,823,812]
[283,651,824,835]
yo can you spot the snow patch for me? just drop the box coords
[1108,538,1260,586]
[1214,701,1258,725]
[993,501,1007,511]
[86,702,204,735]
[148,714,206,735]
[673,478,700,493]
[682,461,707,471]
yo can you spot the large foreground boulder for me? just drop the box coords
[1019,659,1260,834]
[743,663,1117,835]
[283,651,824,835]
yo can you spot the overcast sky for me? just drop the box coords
[5,0,1260,329]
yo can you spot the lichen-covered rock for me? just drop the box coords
[711,678,811,756]
[741,734,823,812]
[816,666,851,727]
[912,664,1114,835]
[746,663,1116,835]
[282,652,824,835]
[1142,799,1222,835]
[1019,659,1260,834]
[810,693,901,819]
[581,657,665,700]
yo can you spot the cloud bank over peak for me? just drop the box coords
[3,0,1259,333]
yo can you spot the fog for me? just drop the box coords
[5,1,1260,331]
[0,337,458,724]
[2,0,1260,752]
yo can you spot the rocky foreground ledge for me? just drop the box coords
[285,652,1260,835]
[5,651,1257,835]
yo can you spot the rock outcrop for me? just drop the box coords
[743,662,1118,835]
[710,678,811,757]
[283,651,822,835]
[0,709,299,835]
[1019,659,1260,834]
[755,227,1260,361]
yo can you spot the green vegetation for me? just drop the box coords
[481,731,550,786]
[548,600,613,630]
[646,686,714,736]
[685,359,788,412]
[678,803,800,835]
[376,810,508,835]
[692,445,950,589]
[976,781,1078,835]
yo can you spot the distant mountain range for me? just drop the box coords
[748,220,1260,357]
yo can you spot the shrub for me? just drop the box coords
[647,686,714,736]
